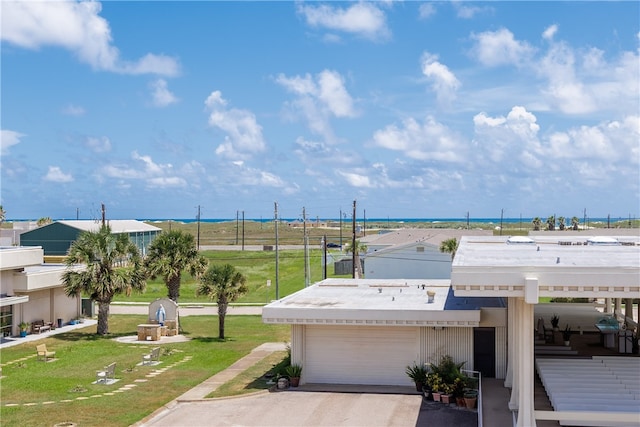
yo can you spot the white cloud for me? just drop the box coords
[276,70,356,143]
[1,130,25,155]
[542,24,558,41]
[61,104,86,116]
[101,151,187,188]
[85,136,112,153]
[150,79,178,107]
[44,166,73,183]
[418,3,436,20]
[297,2,390,41]
[471,28,535,67]
[452,1,492,19]
[372,116,465,162]
[1,1,179,76]
[204,91,266,159]
[421,52,461,106]
[473,106,541,164]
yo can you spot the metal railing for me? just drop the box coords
[461,369,482,427]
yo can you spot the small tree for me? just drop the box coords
[571,216,580,231]
[439,238,459,260]
[196,264,248,339]
[0,205,6,226]
[144,230,208,302]
[345,239,367,278]
[62,225,146,335]
[532,217,542,231]
[546,215,556,231]
[37,217,52,227]
[558,216,566,231]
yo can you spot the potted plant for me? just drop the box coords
[551,314,560,331]
[405,362,429,392]
[19,322,30,337]
[440,383,454,404]
[452,376,466,407]
[427,373,443,401]
[464,390,478,409]
[562,325,571,346]
[285,363,302,387]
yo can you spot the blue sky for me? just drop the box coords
[1,1,639,221]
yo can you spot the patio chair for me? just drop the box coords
[142,347,161,365]
[36,344,56,362]
[96,362,116,384]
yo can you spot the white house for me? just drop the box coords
[264,233,640,427]
[0,246,82,337]
[263,278,507,386]
[362,229,492,279]
[451,235,640,427]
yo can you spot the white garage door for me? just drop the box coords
[304,325,419,386]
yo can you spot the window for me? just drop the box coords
[0,306,13,337]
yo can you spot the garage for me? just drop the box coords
[304,325,419,386]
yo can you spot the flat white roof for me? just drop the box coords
[263,279,484,327]
[453,235,640,269]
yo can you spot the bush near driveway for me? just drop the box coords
[0,315,289,427]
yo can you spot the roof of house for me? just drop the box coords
[57,220,161,233]
[360,228,492,248]
[263,278,504,327]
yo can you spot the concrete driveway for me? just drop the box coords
[141,391,423,427]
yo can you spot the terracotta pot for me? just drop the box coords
[464,396,477,409]
[441,394,453,404]
[414,381,423,392]
[456,397,465,407]
[289,377,300,387]
[432,392,441,402]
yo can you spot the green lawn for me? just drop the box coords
[0,315,289,427]
[114,249,343,304]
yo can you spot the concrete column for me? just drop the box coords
[614,298,622,316]
[508,298,520,410]
[624,298,634,322]
[604,298,611,314]
[516,299,536,427]
[504,297,514,388]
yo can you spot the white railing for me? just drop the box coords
[462,369,482,427]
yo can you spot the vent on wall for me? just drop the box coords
[416,246,424,252]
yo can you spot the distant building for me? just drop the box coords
[19,220,161,256]
[0,246,82,337]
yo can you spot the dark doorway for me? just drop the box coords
[473,327,496,378]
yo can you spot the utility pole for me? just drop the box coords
[196,205,201,250]
[500,208,504,236]
[323,234,327,280]
[303,207,309,287]
[466,211,470,230]
[339,208,342,249]
[76,208,80,220]
[352,200,356,278]
[274,202,279,300]
[363,209,366,237]
[101,203,106,227]
[236,210,239,245]
[242,210,245,250]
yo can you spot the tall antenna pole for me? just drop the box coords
[196,205,201,250]
[352,200,356,278]
[274,202,279,300]
[303,207,309,287]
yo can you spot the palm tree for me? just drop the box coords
[196,263,248,339]
[62,225,146,335]
[546,215,556,231]
[0,205,5,225]
[558,216,566,231]
[345,239,368,278]
[37,217,52,227]
[532,217,542,231]
[439,238,459,260]
[144,230,208,302]
[571,216,580,231]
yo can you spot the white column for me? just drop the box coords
[604,298,612,314]
[508,298,520,410]
[516,299,536,427]
[504,297,514,388]
[614,298,622,316]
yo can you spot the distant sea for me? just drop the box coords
[138,217,628,225]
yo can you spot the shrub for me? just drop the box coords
[405,362,429,384]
